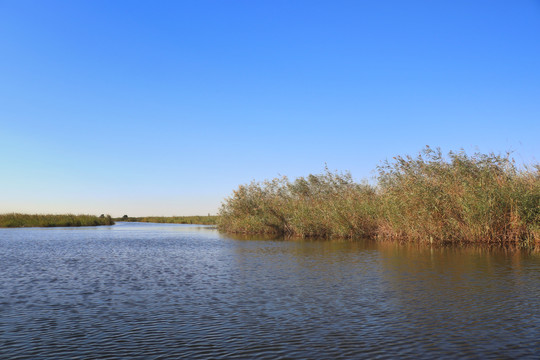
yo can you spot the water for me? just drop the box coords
[1,222,539,359]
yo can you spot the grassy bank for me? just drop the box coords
[218,147,539,246]
[116,216,218,225]
[0,213,115,228]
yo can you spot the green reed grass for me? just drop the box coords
[377,147,539,245]
[218,147,539,246]
[218,167,379,238]
[0,213,115,228]
[117,215,218,225]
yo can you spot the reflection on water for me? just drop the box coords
[0,222,539,359]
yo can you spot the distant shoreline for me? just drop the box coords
[115,216,218,226]
[0,214,219,228]
[0,214,114,228]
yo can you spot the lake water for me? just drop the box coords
[1,222,539,359]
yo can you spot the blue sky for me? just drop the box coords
[1,0,539,216]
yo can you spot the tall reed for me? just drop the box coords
[377,147,539,245]
[218,147,539,246]
[218,168,379,238]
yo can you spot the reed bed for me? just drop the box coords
[118,216,218,225]
[0,213,114,228]
[219,169,379,238]
[218,147,539,246]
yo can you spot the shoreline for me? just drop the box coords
[0,214,115,228]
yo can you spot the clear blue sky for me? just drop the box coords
[1,0,539,216]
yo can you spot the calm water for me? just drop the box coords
[1,222,539,359]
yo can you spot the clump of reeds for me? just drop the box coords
[218,147,539,246]
[218,168,379,238]
[377,147,539,245]
[0,213,115,228]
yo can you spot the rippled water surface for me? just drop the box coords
[1,222,540,359]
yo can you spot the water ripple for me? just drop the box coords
[1,223,539,359]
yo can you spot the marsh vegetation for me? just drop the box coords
[0,213,114,228]
[218,147,540,246]
[117,215,218,225]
